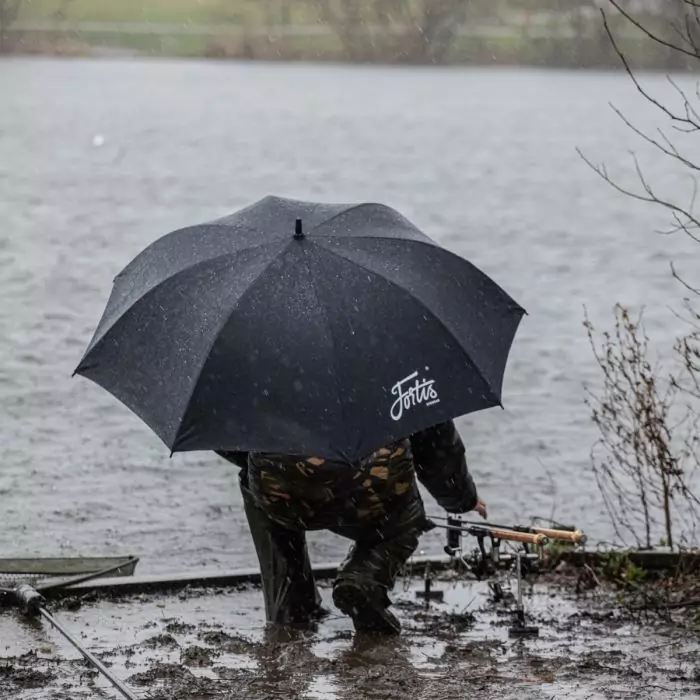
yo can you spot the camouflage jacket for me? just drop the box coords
[409,421,479,514]
[216,420,478,516]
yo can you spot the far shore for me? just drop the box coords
[1,21,696,72]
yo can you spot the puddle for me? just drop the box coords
[306,675,341,700]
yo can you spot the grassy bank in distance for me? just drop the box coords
[13,0,274,24]
[5,31,683,72]
[2,0,693,70]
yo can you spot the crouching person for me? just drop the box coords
[217,420,485,635]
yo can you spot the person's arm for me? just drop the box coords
[410,421,481,514]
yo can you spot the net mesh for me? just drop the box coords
[0,574,45,588]
[0,573,59,590]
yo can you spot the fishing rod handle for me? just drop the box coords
[14,583,45,616]
[487,528,548,546]
[532,527,586,544]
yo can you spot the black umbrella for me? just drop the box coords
[75,196,525,462]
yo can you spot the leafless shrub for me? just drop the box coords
[577,1,700,550]
[0,0,22,54]
[584,305,699,549]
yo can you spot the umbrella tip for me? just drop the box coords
[294,218,304,240]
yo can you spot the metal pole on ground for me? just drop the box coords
[13,583,138,700]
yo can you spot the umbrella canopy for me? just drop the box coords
[75,196,525,462]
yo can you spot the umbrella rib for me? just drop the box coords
[298,243,356,463]
[315,245,506,408]
[315,230,436,246]
[317,235,524,313]
[115,223,270,281]
[116,237,280,291]
[165,243,295,449]
[307,203,373,234]
[83,240,285,358]
[308,204,427,240]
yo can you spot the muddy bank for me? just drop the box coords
[2,572,698,700]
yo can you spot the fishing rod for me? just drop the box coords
[429,514,587,547]
[422,514,588,638]
[9,583,138,700]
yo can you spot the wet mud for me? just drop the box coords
[2,571,699,700]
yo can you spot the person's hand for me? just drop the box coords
[474,497,487,519]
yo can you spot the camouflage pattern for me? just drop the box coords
[216,420,479,626]
[246,441,422,530]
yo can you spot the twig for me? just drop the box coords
[601,8,700,131]
[606,1,700,60]
[577,148,700,245]
[671,262,700,296]
[583,564,602,589]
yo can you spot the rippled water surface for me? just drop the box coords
[1,57,697,572]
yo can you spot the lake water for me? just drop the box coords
[1,57,697,573]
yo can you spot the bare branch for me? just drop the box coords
[630,154,700,242]
[671,262,700,296]
[607,0,700,60]
[601,9,700,132]
[667,75,700,130]
[577,148,700,244]
[609,105,700,174]
[683,11,700,54]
